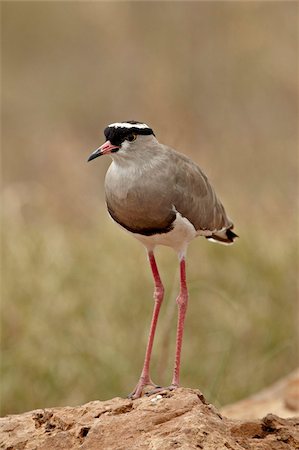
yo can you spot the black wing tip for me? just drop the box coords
[226,228,239,242]
[206,227,239,244]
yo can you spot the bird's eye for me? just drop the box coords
[127,133,137,142]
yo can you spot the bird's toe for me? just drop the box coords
[128,379,160,399]
[145,384,179,397]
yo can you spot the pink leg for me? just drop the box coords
[171,256,188,387]
[129,250,164,399]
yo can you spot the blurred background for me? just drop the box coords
[1,2,298,416]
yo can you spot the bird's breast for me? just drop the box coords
[104,161,176,236]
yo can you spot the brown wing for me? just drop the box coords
[165,147,233,233]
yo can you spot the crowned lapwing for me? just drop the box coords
[88,120,238,399]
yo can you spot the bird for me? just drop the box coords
[88,120,238,399]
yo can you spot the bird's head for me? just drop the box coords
[87,121,155,162]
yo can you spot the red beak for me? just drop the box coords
[87,141,119,162]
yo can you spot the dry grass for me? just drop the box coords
[2,188,298,415]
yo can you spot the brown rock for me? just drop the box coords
[221,369,299,420]
[1,388,299,450]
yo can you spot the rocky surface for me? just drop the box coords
[1,388,299,450]
[221,369,299,420]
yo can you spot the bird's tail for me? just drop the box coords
[206,227,238,245]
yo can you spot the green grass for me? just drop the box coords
[2,202,298,415]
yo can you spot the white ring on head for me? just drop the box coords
[108,122,150,129]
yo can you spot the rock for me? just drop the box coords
[221,369,299,420]
[1,388,299,450]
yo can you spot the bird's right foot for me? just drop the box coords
[145,383,178,397]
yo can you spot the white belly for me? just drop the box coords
[114,211,198,256]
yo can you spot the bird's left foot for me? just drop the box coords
[128,378,161,399]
